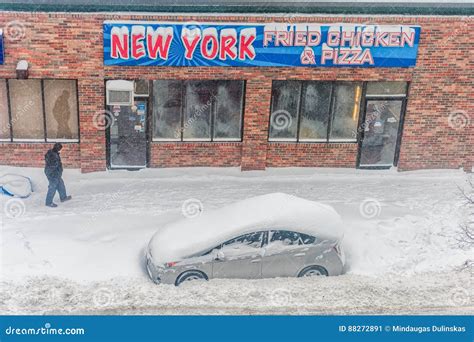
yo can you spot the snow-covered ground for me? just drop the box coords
[0,166,472,314]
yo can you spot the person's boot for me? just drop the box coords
[60,195,72,203]
[46,203,58,208]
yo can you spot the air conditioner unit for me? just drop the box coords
[106,80,134,105]
[134,80,150,97]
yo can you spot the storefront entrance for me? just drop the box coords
[105,80,150,170]
[358,99,406,169]
[107,99,148,169]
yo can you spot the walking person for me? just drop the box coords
[44,143,72,207]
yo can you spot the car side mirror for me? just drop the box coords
[215,250,225,261]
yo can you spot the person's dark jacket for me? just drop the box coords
[44,149,63,180]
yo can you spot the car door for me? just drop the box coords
[212,231,265,279]
[261,230,315,278]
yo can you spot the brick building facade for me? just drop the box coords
[0,8,472,173]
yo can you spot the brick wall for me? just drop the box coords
[150,143,242,167]
[266,143,358,168]
[0,12,472,172]
[0,143,80,168]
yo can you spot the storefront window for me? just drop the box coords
[183,81,212,141]
[44,80,79,141]
[2,79,79,142]
[0,80,10,140]
[299,82,332,141]
[330,83,362,141]
[366,82,407,96]
[213,81,243,141]
[153,80,182,140]
[153,80,244,142]
[269,81,300,141]
[269,81,362,143]
[9,79,44,141]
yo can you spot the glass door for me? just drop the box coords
[358,99,404,168]
[107,99,148,169]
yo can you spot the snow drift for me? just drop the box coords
[0,174,33,198]
[148,193,344,264]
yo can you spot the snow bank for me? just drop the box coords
[0,165,470,283]
[0,174,33,198]
[148,193,344,264]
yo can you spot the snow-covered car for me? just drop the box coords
[146,193,345,286]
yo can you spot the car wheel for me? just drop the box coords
[298,265,328,277]
[175,270,208,286]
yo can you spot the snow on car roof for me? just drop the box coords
[148,193,344,264]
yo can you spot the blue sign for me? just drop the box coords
[0,315,472,342]
[0,29,4,65]
[104,21,420,68]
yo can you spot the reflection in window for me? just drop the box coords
[4,79,79,142]
[330,83,362,141]
[0,80,10,140]
[299,82,332,141]
[366,82,407,96]
[44,80,79,141]
[152,80,244,142]
[269,81,300,141]
[269,81,362,142]
[214,81,243,141]
[153,80,182,140]
[9,80,44,141]
[183,81,212,141]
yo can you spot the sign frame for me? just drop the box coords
[103,21,421,68]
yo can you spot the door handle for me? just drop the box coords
[294,253,306,257]
[250,259,261,263]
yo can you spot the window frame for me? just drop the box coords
[365,81,409,98]
[268,81,393,144]
[0,78,80,143]
[297,81,334,143]
[9,79,45,142]
[152,80,245,143]
[328,81,363,143]
[212,80,245,142]
[268,80,302,142]
[356,82,410,169]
